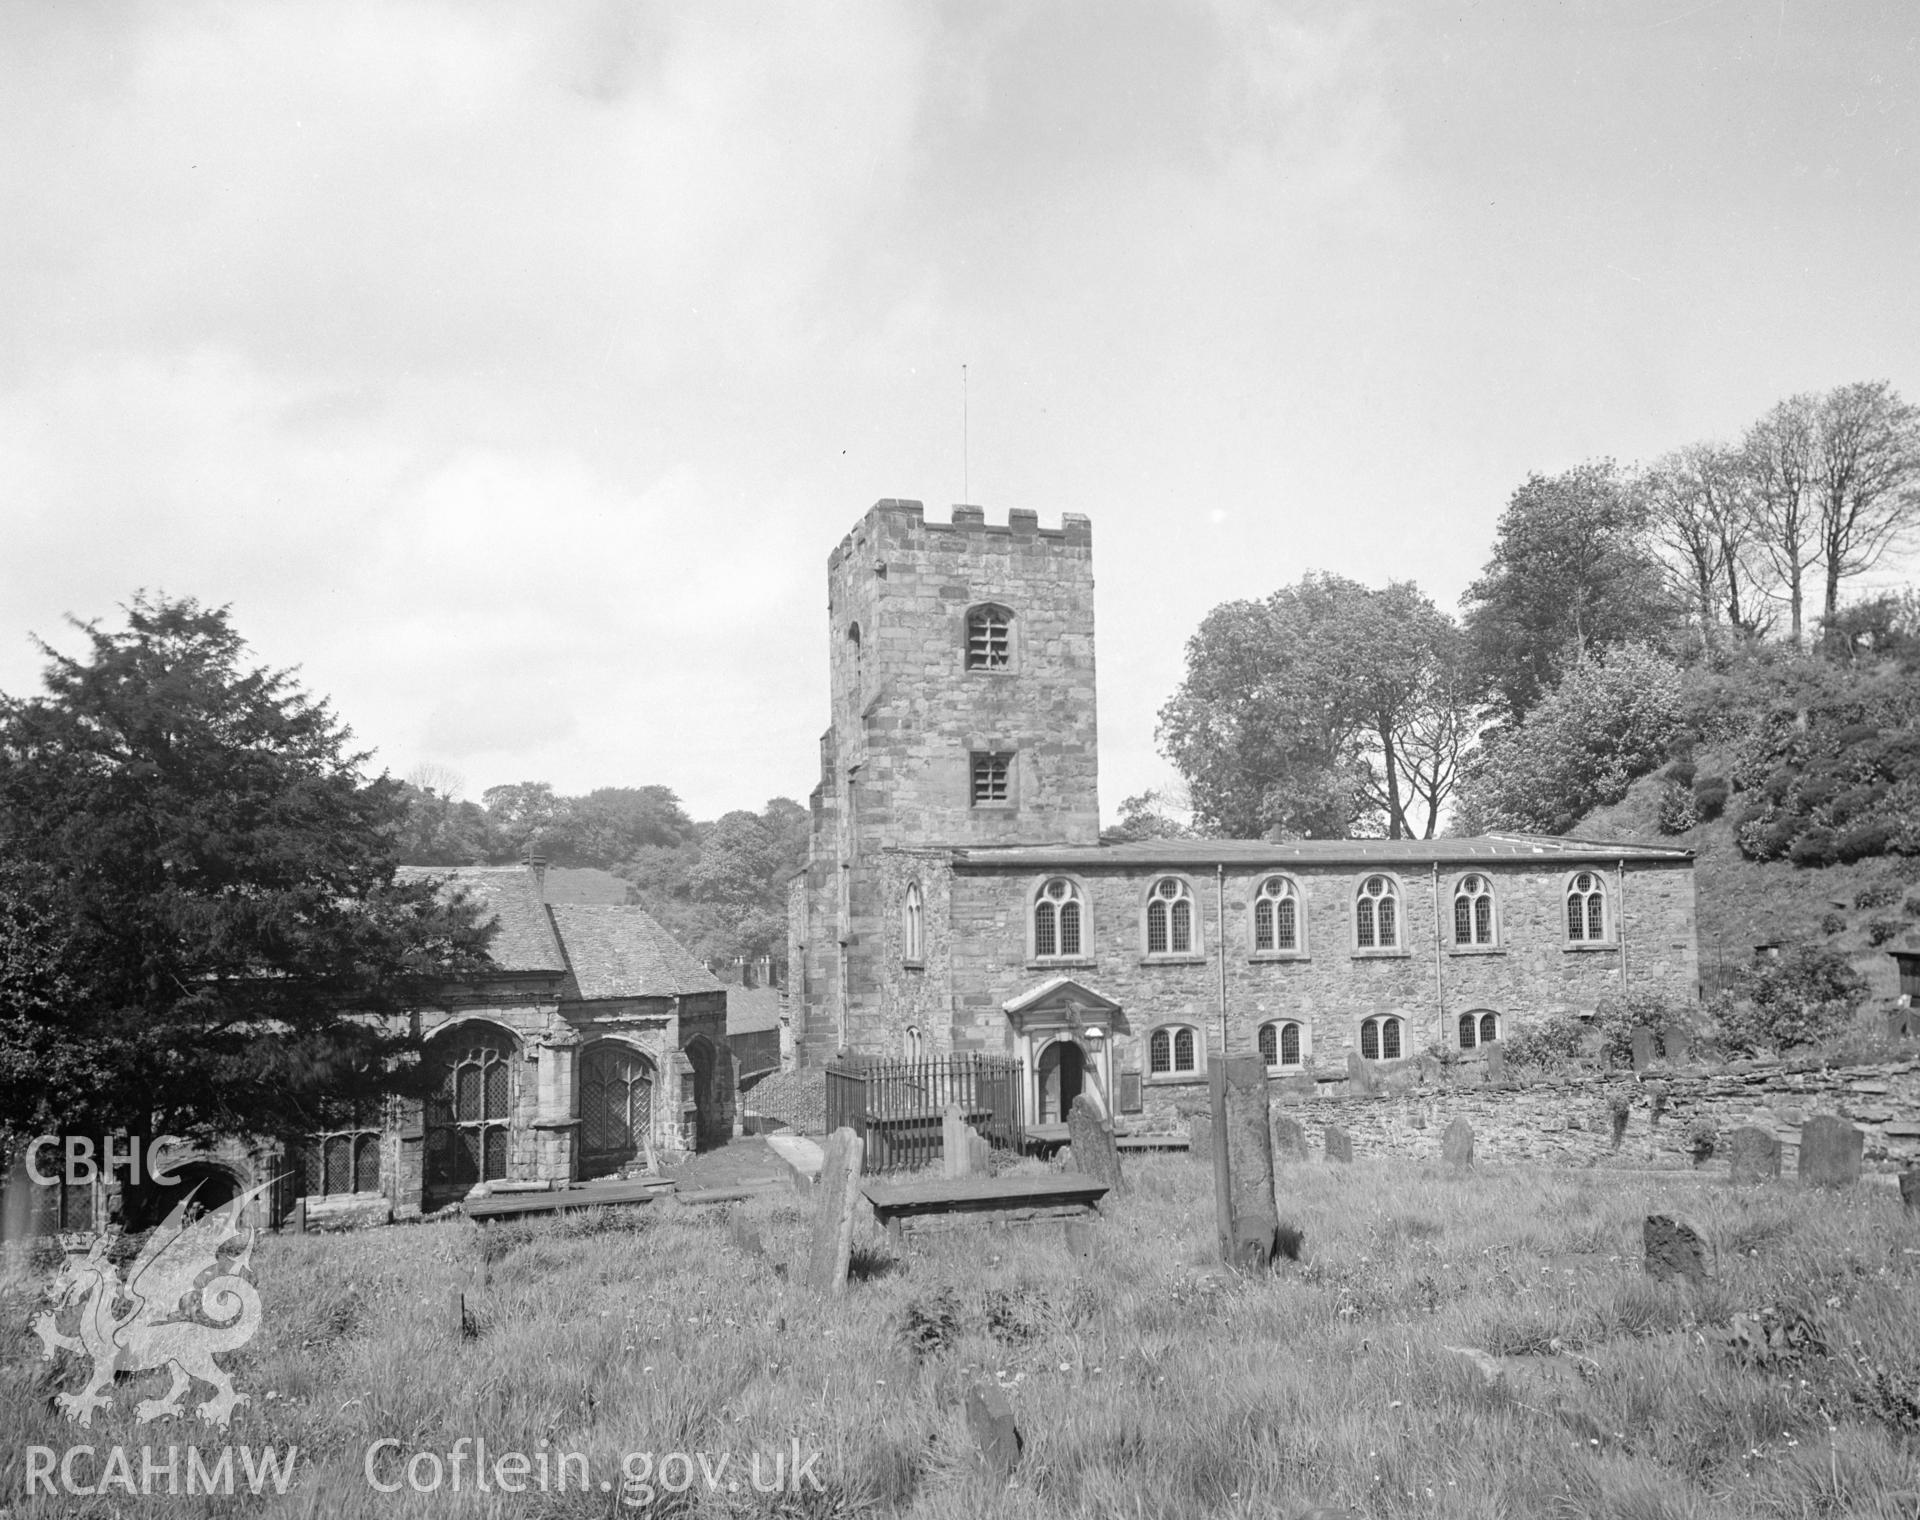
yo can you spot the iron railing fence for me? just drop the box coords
[823,1054,1024,1174]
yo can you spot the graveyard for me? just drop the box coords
[5,1105,1919,1520]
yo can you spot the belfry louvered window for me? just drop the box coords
[966,606,1011,669]
[971,751,1011,804]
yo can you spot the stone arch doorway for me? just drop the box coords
[124,1158,244,1231]
[423,1021,518,1209]
[1036,1038,1086,1125]
[580,1042,655,1180]
[684,1036,727,1151]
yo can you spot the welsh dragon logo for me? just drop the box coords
[32,1180,270,1428]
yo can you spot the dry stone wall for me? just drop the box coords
[1233,1055,1920,1173]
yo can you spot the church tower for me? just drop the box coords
[790,500,1098,1060]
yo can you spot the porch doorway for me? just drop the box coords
[579,1042,654,1180]
[1036,1039,1085,1124]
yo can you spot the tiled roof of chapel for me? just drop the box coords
[397,866,567,972]
[950,833,1693,870]
[547,904,726,1000]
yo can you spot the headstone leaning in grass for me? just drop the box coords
[1484,1044,1506,1084]
[1661,1026,1691,1064]
[1323,1125,1353,1164]
[965,1383,1022,1477]
[1642,1214,1707,1287]
[1797,1115,1863,1188]
[1271,1114,1308,1162]
[805,1127,865,1297]
[1441,1118,1474,1168]
[1725,1126,1781,1185]
[1188,1112,1213,1165]
[1346,1050,1377,1095]
[1630,1026,1655,1073]
[942,1104,972,1180]
[1901,1169,1920,1212]
[1066,1094,1123,1194]
[1210,1055,1281,1270]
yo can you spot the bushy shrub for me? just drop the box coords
[1657,782,1698,834]
[1663,758,1698,789]
[1708,946,1870,1055]
[1692,775,1731,820]
[1820,911,1847,936]
[1591,989,1690,1067]
[1906,896,1920,919]
[1684,1116,1718,1161]
[1498,1016,1586,1072]
[1868,918,1905,946]
[1856,881,1901,910]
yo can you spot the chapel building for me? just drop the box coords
[788,499,1699,1129]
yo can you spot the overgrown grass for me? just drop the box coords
[4,1160,1919,1518]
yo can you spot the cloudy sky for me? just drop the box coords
[4,1,1916,823]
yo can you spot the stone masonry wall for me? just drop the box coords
[1153,1053,1920,1173]
[931,856,1698,1099]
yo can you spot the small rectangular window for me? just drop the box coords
[970,751,1011,804]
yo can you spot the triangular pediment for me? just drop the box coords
[1001,976,1124,1033]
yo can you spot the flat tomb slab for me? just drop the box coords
[1116,1134,1189,1152]
[464,1181,661,1222]
[861,1175,1108,1229]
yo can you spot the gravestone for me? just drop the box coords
[965,1125,992,1176]
[1642,1214,1707,1287]
[1724,1125,1781,1185]
[942,1105,973,1180]
[1323,1125,1353,1164]
[1901,1169,1920,1212]
[1063,1219,1094,1258]
[729,1214,767,1259]
[1630,1026,1655,1073]
[965,1383,1022,1477]
[1888,1007,1918,1042]
[1271,1114,1308,1161]
[1346,1050,1378,1095]
[1797,1114,1863,1188]
[1210,1055,1280,1270]
[805,1126,865,1297]
[1067,1095,1123,1194]
[1188,1112,1213,1165]
[1484,1045,1506,1084]
[1441,1118,1475,1168]
[1661,1026,1691,1065]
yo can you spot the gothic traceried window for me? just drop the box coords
[1567,872,1608,942]
[1145,877,1194,955]
[1453,874,1495,946]
[1355,875,1400,949]
[1253,876,1300,952]
[1033,878,1084,959]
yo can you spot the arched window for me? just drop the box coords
[1252,876,1301,953]
[1149,1025,1200,1076]
[965,605,1012,669]
[1458,1010,1502,1050]
[902,881,924,963]
[1567,872,1608,942]
[904,1025,922,1061]
[1355,875,1400,949]
[1145,877,1195,955]
[424,1024,516,1203]
[847,621,861,647]
[1258,1020,1305,1069]
[1453,874,1495,946]
[1032,878,1084,960]
[1359,1015,1404,1062]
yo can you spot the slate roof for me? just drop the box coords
[548,904,726,1001]
[952,832,1694,870]
[540,867,635,906]
[727,984,785,1035]
[397,866,567,973]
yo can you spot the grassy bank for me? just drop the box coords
[5,1157,1919,1518]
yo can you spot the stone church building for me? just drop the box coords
[788,499,1699,1129]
